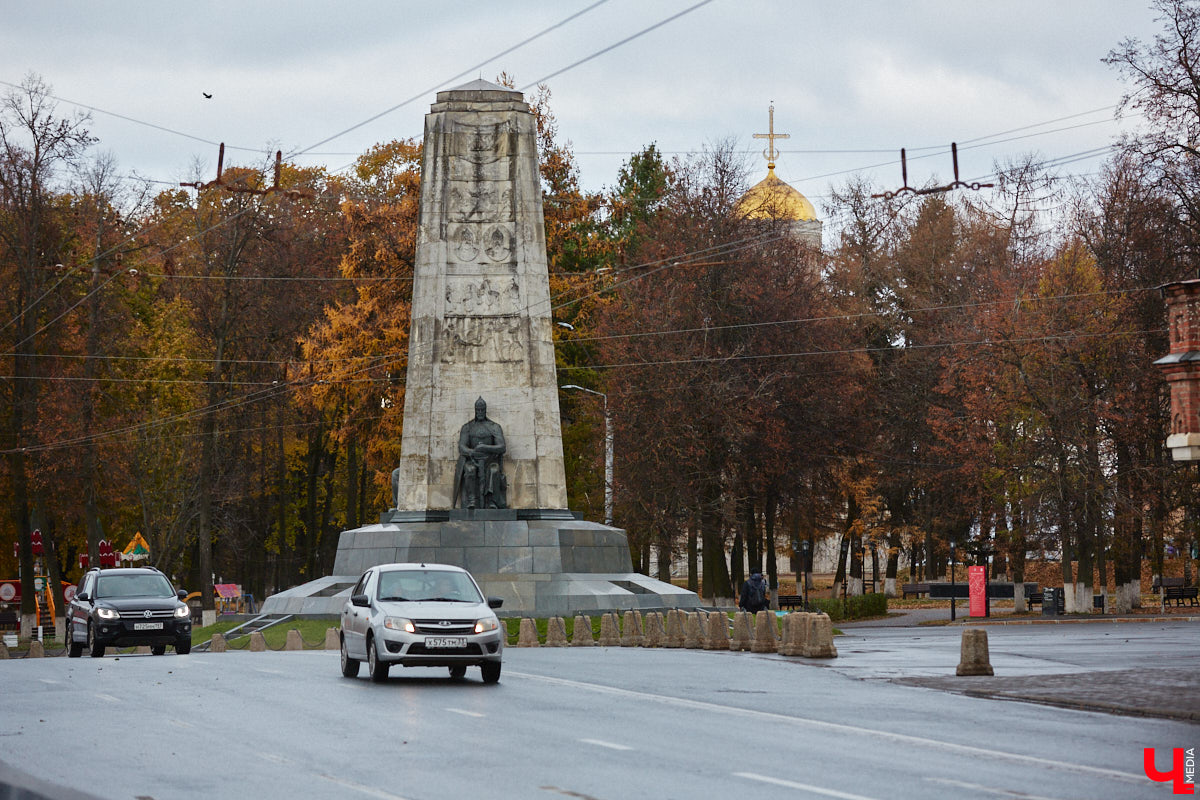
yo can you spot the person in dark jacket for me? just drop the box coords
[739,572,769,613]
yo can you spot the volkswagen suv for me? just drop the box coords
[339,563,504,683]
[66,567,192,657]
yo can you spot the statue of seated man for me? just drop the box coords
[453,397,507,509]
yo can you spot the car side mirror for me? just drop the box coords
[177,589,188,601]
[351,593,370,608]
[76,591,90,602]
[487,596,503,609]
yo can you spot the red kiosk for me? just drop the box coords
[1156,279,1200,460]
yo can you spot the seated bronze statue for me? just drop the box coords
[453,397,507,509]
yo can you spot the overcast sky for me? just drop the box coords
[1,1,1165,214]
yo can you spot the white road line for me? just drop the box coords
[317,773,412,800]
[257,753,291,765]
[508,671,1144,784]
[735,772,881,800]
[38,679,59,685]
[94,693,120,703]
[255,668,284,675]
[579,738,633,751]
[169,719,194,729]
[925,776,1071,800]
[445,707,485,718]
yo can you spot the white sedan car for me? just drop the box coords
[339,563,505,683]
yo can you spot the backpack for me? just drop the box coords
[748,578,766,609]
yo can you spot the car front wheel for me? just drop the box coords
[87,623,104,659]
[175,638,191,655]
[340,635,360,678]
[367,637,389,683]
[151,645,166,656]
[67,623,83,658]
[481,661,501,684]
[449,665,467,680]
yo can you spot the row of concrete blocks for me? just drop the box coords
[515,609,838,658]
[207,629,341,652]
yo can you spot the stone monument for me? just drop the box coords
[263,80,699,617]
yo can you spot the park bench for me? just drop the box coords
[777,594,805,610]
[1026,591,1044,608]
[1152,576,1186,591]
[0,610,18,630]
[1165,585,1199,607]
[901,582,930,599]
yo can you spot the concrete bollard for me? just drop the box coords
[0,642,9,659]
[642,612,666,648]
[956,628,994,676]
[620,610,644,647]
[249,631,267,652]
[802,613,838,659]
[664,609,685,648]
[517,618,540,647]
[778,613,808,656]
[324,628,339,650]
[751,610,779,653]
[571,615,595,647]
[704,611,730,650]
[682,612,704,648]
[729,611,754,651]
[210,633,227,653]
[28,640,45,658]
[598,612,621,646]
[285,629,303,651]
[545,616,568,647]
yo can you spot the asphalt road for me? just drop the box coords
[1,621,1197,800]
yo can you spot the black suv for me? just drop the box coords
[66,567,192,657]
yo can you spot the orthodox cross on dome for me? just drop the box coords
[753,103,790,170]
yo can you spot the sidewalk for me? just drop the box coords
[835,606,1200,721]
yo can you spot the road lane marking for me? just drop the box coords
[38,679,59,685]
[508,671,1144,784]
[445,707,485,718]
[94,693,120,703]
[169,719,194,729]
[579,738,633,751]
[735,772,881,800]
[925,777,1070,800]
[258,753,291,765]
[317,773,412,800]
[255,668,284,675]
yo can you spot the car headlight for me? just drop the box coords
[174,605,190,619]
[96,607,119,620]
[474,617,499,634]
[384,617,415,633]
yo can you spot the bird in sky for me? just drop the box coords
[202,92,212,99]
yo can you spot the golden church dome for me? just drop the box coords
[737,165,818,222]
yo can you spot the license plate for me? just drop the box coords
[424,636,466,649]
[133,622,163,631]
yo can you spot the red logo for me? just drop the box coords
[1144,748,1196,794]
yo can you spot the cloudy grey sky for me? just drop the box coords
[1,1,1164,212]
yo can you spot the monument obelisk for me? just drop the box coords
[262,80,698,617]
[393,79,567,514]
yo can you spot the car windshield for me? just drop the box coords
[96,573,174,599]
[376,570,482,603]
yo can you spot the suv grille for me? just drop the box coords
[119,609,175,619]
[412,618,475,635]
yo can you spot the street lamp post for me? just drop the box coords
[560,384,612,526]
[800,539,810,609]
[949,539,957,622]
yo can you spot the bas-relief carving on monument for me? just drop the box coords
[453,397,507,510]
[440,316,523,364]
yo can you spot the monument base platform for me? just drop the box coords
[261,512,701,618]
